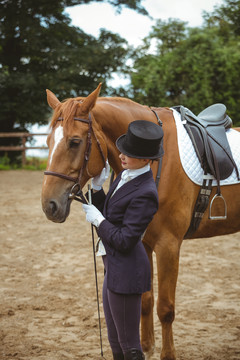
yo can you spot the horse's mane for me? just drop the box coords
[97,97,134,104]
[50,96,135,129]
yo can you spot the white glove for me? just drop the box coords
[82,204,105,228]
[91,160,110,190]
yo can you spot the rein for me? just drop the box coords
[44,113,106,201]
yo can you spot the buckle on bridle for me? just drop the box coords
[69,183,81,199]
[69,183,88,204]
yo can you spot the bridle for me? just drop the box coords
[44,113,106,203]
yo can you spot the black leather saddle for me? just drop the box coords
[173,104,239,186]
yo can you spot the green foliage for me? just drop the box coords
[0,154,21,169]
[0,155,48,170]
[0,155,11,170]
[129,2,240,126]
[149,18,188,55]
[23,157,48,170]
[63,0,148,14]
[203,0,240,37]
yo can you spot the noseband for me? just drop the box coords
[44,113,106,203]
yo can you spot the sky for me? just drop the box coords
[66,0,224,47]
[28,0,224,156]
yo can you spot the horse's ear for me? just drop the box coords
[46,89,61,109]
[80,83,102,114]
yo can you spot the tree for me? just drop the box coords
[203,0,240,37]
[129,7,240,126]
[0,0,146,161]
[129,19,188,105]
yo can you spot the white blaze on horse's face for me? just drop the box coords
[49,125,64,166]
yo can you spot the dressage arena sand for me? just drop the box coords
[0,170,239,360]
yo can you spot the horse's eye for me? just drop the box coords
[69,138,82,148]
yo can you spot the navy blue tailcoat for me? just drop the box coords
[92,170,159,295]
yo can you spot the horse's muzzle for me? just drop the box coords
[42,195,71,223]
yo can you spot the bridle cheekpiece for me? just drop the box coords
[44,112,106,203]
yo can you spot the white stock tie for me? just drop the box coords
[111,171,131,197]
[120,170,131,185]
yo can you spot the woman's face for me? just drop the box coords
[119,153,149,170]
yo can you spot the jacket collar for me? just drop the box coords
[122,163,150,181]
[106,170,153,205]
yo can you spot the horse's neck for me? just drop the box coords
[93,99,152,175]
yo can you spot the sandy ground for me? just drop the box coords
[0,170,239,360]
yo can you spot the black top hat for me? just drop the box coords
[116,120,164,159]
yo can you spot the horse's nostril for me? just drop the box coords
[42,198,67,222]
[49,200,57,215]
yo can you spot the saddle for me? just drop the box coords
[173,104,239,238]
[173,104,238,183]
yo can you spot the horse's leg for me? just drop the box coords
[141,243,155,358]
[155,235,181,360]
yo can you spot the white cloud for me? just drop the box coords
[144,0,223,26]
[66,0,224,47]
[66,4,152,46]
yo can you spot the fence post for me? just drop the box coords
[22,136,26,165]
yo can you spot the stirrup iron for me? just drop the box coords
[209,193,227,220]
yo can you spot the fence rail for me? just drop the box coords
[0,132,48,165]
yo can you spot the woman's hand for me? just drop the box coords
[82,204,105,228]
[91,160,110,190]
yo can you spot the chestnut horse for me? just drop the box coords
[41,84,240,360]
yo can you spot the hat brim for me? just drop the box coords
[116,134,164,159]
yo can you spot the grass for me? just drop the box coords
[0,156,48,170]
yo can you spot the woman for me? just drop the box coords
[82,120,164,360]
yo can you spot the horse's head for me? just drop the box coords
[41,84,107,223]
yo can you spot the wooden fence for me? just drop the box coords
[0,132,48,165]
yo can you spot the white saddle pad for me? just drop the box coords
[172,108,240,186]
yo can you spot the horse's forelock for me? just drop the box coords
[50,97,85,130]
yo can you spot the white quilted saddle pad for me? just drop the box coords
[172,108,240,186]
